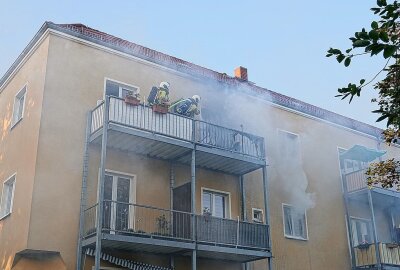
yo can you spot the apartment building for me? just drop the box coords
[0,22,399,270]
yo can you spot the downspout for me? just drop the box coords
[368,190,382,269]
[262,166,273,270]
[239,175,248,270]
[170,163,175,269]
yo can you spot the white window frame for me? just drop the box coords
[11,85,27,129]
[201,187,231,219]
[103,78,140,99]
[98,169,137,232]
[350,216,373,247]
[282,203,309,241]
[252,208,264,223]
[0,173,17,220]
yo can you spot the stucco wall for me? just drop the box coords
[0,36,49,270]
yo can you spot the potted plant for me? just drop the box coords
[155,214,170,236]
[387,243,399,249]
[124,91,141,106]
[203,207,212,222]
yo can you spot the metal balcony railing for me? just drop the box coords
[345,169,398,193]
[354,242,400,267]
[83,201,269,250]
[90,97,265,159]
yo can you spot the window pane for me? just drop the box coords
[1,177,15,217]
[283,206,293,236]
[121,88,133,98]
[116,177,130,231]
[103,175,113,229]
[105,81,120,97]
[214,194,225,218]
[17,94,25,119]
[202,192,212,214]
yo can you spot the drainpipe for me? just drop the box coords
[170,163,175,269]
[95,96,110,270]
[76,112,92,270]
[191,148,197,270]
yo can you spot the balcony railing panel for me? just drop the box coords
[89,97,265,159]
[345,169,398,193]
[83,202,269,250]
[354,243,400,267]
[83,204,97,237]
[195,121,264,159]
[109,98,193,142]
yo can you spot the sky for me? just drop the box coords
[0,1,387,128]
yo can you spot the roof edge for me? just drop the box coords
[0,22,384,139]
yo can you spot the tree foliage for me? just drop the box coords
[327,0,400,189]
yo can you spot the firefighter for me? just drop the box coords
[147,81,170,106]
[170,95,201,118]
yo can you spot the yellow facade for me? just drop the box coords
[1,22,400,270]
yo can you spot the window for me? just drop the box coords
[252,208,264,223]
[12,86,27,127]
[202,189,230,218]
[283,204,308,240]
[0,174,16,219]
[279,130,300,162]
[105,79,139,98]
[351,217,372,246]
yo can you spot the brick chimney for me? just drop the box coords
[234,66,248,81]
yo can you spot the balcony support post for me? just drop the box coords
[170,162,175,269]
[76,112,92,270]
[191,148,197,270]
[262,166,273,270]
[94,97,110,270]
[240,175,249,270]
[341,171,357,269]
[368,190,382,269]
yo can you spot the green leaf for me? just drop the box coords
[326,53,333,57]
[380,31,389,42]
[360,79,366,85]
[336,54,345,63]
[353,40,371,47]
[344,57,351,67]
[371,21,379,29]
[359,31,370,39]
[383,45,397,58]
[346,48,352,53]
[376,114,388,122]
[369,30,379,40]
[370,44,385,56]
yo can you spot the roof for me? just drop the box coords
[0,22,383,138]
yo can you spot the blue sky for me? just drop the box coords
[0,1,386,127]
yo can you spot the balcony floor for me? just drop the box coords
[90,123,265,175]
[82,233,270,263]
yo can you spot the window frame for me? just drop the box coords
[201,187,231,219]
[350,216,373,247]
[282,203,309,241]
[103,78,140,99]
[0,173,17,220]
[252,208,264,223]
[11,85,27,129]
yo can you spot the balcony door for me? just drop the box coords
[351,217,373,246]
[103,172,136,233]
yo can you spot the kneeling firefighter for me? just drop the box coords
[170,95,201,118]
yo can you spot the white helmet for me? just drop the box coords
[160,81,170,90]
[192,95,201,103]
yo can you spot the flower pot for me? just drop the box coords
[357,243,370,249]
[125,96,140,106]
[153,104,169,114]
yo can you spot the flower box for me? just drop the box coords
[124,95,141,106]
[152,104,169,114]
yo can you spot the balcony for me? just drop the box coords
[345,169,400,196]
[89,97,266,175]
[82,202,270,262]
[354,243,400,269]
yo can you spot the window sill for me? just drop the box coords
[10,118,23,130]
[284,235,308,241]
[0,212,11,221]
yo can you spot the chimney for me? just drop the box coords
[234,66,248,81]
